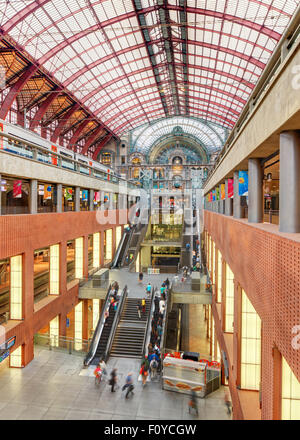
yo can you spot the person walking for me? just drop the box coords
[138,272,143,284]
[137,300,142,320]
[146,282,152,297]
[188,390,199,416]
[109,368,118,392]
[140,363,148,387]
[224,389,232,415]
[122,372,134,399]
[99,358,107,379]
[141,297,146,315]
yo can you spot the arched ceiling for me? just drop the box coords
[0,0,298,146]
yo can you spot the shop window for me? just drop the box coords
[225,264,234,333]
[92,299,100,330]
[1,176,30,215]
[34,248,50,303]
[75,237,83,279]
[281,356,300,419]
[50,244,60,295]
[62,186,75,212]
[93,232,100,268]
[10,255,22,320]
[93,191,101,209]
[0,258,10,324]
[49,315,59,347]
[121,156,126,164]
[211,240,215,284]
[217,250,222,303]
[67,240,75,283]
[80,189,89,211]
[88,235,93,270]
[104,229,113,262]
[10,345,22,368]
[240,290,261,390]
[74,301,83,351]
[116,226,122,250]
[38,182,57,213]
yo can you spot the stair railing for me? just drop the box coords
[160,281,172,354]
[142,285,156,357]
[103,285,128,362]
[83,283,112,366]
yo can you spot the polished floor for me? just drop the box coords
[0,346,231,420]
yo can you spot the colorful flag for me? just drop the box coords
[221,184,225,200]
[212,190,216,201]
[216,187,220,201]
[227,179,234,198]
[238,171,248,196]
[13,180,22,198]
[44,184,52,200]
[94,191,100,204]
[82,190,88,201]
[65,187,73,201]
[104,194,109,203]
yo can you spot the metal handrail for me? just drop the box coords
[204,5,300,191]
[142,285,156,357]
[83,283,112,366]
[111,230,129,269]
[160,281,172,353]
[104,285,128,362]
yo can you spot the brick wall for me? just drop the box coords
[205,211,300,420]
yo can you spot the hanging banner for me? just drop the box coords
[221,184,225,200]
[209,192,213,202]
[94,191,100,204]
[104,194,109,203]
[216,187,220,201]
[13,180,22,198]
[227,179,234,198]
[238,171,248,196]
[82,189,88,202]
[44,184,52,200]
[212,190,216,201]
[65,187,73,200]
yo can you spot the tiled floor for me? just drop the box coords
[0,347,231,420]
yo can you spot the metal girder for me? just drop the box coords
[68,118,91,150]
[80,125,105,155]
[51,103,80,142]
[92,133,113,160]
[0,64,37,120]
[29,86,62,129]
[132,0,169,117]
[179,0,189,115]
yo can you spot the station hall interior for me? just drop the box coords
[0,0,299,422]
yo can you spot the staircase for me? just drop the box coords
[110,297,151,358]
[92,305,116,365]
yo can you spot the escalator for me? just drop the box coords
[111,226,135,269]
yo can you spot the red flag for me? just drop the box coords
[13,180,22,198]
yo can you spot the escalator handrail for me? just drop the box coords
[161,281,172,352]
[142,285,156,357]
[120,225,137,266]
[111,231,128,269]
[104,285,128,362]
[83,283,112,366]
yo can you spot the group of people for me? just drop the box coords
[94,363,135,399]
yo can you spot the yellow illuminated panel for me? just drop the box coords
[281,357,300,419]
[93,232,100,268]
[217,250,222,303]
[225,264,234,333]
[211,314,215,358]
[74,301,83,350]
[208,235,211,270]
[211,240,215,284]
[75,237,83,279]
[240,290,261,390]
[105,229,113,261]
[93,299,99,330]
[135,252,140,273]
[50,244,60,295]
[10,255,22,320]
[208,305,211,340]
[49,315,59,347]
[116,226,122,249]
[10,346,22,368]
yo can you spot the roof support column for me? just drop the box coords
[225,179,233,216]
[233,171,245,219]
[279,130,300,232]
[0,64,37,120]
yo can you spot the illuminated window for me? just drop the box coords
[10,255,22,320]
[10,345,22,368]
[50,244,60,295]
[225,264,234,333]
[93,232,100,268]
[105,229,113,261]
[217,250,222,303]
[211,240,215,284]
[75,237,83,279]
[92,299,99,330]
[49,315,59,347]
[241,290,261,390]
[207,235,211,270]
[116,226,122,249]
[281,357,300,419]
[74,301,83,351]
[101,152,111,165]
[135,252,140,273]
[208,305,211,340]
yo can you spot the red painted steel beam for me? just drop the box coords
[50,102,80,142]
[80,126,105,155]
[68,119,91,151]
[92,133,113,160]
[0,64,37,120]
[29,86,62,129]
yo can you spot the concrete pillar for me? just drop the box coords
[30,179,37,214]
[233,171,244,219]
[89,189,94,212]
[248,159,263,223]
[75,186,80,212]
[220,184,225,214]
[279,131,300,232]
[56,184,62,213]
[225,179,233,216]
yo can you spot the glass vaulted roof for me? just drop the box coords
[130,116,228,155]
[0,0,298,137]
